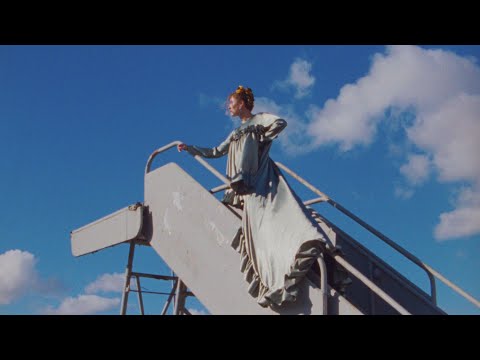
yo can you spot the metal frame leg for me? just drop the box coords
[135,275,145,315]
[161,279,178,315]
[120,241,136,315]
[173,279,187,315]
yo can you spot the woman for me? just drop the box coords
[178,86,342,308]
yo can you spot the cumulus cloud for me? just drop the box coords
[40,272,133,315]
[288,45,480,240]
[400,154,432,185]
[84,272,133,294]
[434,186,480,240]
[407,93,480,184]
[0,249,66,307]
[255,97,315,156]
[43,295,120,315]
[307,45,480,152]
[0,250,37,305]
[274,58,316,99]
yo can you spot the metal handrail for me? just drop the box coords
[317,256,328,315]
[275,161,437,302]
[145,142,480,311]
[275,162,480,309]
[144,143,414,313]
[145,141,229,185]
[333,254,411,314]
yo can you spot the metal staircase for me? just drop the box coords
[70,141,480,314]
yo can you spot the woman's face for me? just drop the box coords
[228,96,243,117]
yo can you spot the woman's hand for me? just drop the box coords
[177,143,187,152]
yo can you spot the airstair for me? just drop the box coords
[70,141,480,314]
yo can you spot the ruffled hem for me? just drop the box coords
[231,227,326,308]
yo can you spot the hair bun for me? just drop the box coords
[230,85,255,111]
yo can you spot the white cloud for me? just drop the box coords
[43,295,120,315]
[407,93,480,184]
[435,207,480,241]
[0,250,38,305]
[400,154,431,185]
[261,46,480,239]
[307,45,480,153]
[301,45,480,240]
[0,249,65,307]
[255,97,314,156]
[434,186,480,241]
[274,58,315,99]
[394,186,414,200]
[40,272,135,315]
[255,97,284,115]
[85,272,135,294]
[85,272,123,294]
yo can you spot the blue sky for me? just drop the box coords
[0,45,479,315]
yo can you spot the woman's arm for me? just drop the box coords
[255,113,288,141]
[262,118,287,141]
[178,131,232,158]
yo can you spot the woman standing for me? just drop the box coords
[178,86,341,308]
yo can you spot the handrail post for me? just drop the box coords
[318,256,328,315]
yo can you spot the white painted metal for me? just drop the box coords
[144,162,362,314]
[70,205,143,257]
[328,288,363,315]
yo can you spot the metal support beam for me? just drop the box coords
[162,279,178,315]
[174,279,187,315]
[120,241,136,315]
[131,272,177,281]
[135,275,145,315]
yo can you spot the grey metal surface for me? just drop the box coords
[70,204,143,257]
[327,288,364,315]
[315,213,446,315]
[143,162,358,314]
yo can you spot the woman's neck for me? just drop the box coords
[240,111,253,123]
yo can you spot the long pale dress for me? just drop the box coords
[185,113,337,307]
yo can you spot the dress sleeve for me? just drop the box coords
[184,131,232,159]
[256,113,287,142]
